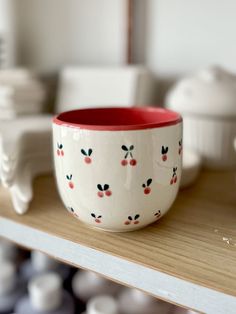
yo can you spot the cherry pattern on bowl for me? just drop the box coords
[170,167,178,185]
[56,138,181,229]
[66,174,74,189]
[161,146,168,161]
[91,213,102,223]
[124,214,140,225]
[154,210,161,219]
[179,139,182,155]
[97,184,112,197]
[81,148,93,164]
[67,206,78,218]
[142,178,152,195]
[57,143,64,156]
[121,145,137,166]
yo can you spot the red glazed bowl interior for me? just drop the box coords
[53,107,182,131]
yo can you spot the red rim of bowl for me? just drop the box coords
[53,107,182,131]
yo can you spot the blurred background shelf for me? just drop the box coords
[0,171,235,313]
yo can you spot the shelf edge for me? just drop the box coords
[0,217,235,314]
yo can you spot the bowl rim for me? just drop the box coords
[53,106,182,131]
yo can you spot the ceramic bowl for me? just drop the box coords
[166,66,236,169]
[52,107,182,232]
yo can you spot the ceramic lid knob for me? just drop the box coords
[0,260,16,295]
[31,251,59,272]
[198,65,223,82]
[166,65,236,117]
[87,295,118,314]
[28,272,62,312]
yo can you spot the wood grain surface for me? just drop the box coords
[0,170,235,297]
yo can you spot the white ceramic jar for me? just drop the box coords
[166,66,236,169]
[53,107,182,232]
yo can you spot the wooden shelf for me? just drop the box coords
[0,171,236,313]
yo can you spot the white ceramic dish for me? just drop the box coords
[53,107,182,232]
[0,115,53,214]
[166,66,236,169]
[180,149,202,189]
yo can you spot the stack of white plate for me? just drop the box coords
[0,115,53,214]
[0,68,46,119]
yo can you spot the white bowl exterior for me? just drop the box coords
[183,115,236,169]
[53,122,182,232]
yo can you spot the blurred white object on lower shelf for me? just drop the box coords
[0,68,46,118]
[0,115,53,214]
[57,66,154,113]
[0,260,25,313]
[15,272,74,314]
[72,270,121,303]
[180,149,202,189]
[83,295,119,314]
[20,251,70,282]
[0,237,18,262]
[118,288,173,314]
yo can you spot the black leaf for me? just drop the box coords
[59,144,63,149]
[91,213,96,218]
[104,184,109,190]
[57,143,60,149]
[81,149,87,156]
[69,174,72,180]
[134,214,140,220]
[129,145,134,150]
[97,184,103,191]
[66,175,70,180]
[122,145,128,151]
[128,216,133,221]
[161,146,168,154]
[88,148,93,156]
[142,183,146,188]
[70,208,74,212]
[98,215,102,218]
[147,178,152,186]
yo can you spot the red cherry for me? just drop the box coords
[95,218,101,223]
[105,190,112,197]
[69,182,74,189]
[129,159,137,166]
[144,187,151,195]
[61,150,64,156]
[85,156,92,164]
[57,149,60,156]
[134,220,139,225]
[174,176,177,183]
[124,221,130,225]
[97,191,104,198]
[121,159,128,166]
[170,179,174,185]
[162,155,167,161]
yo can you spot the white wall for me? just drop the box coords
[15,0,127,74]
[134,0,236,78]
